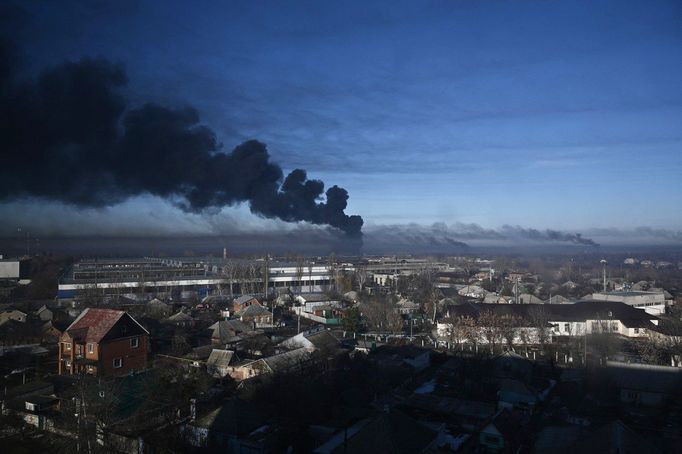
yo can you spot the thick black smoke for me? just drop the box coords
[0,30,363,236]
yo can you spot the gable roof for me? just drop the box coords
[210,319,253,337]
[305,330,341,351]
[194,398,267,436]
[445,301,658,326]
[207,349,235,368]
[261,347,312,373]
[239,303,271,318]
[234,295,258,306]
[64,308,148,343]
[167,311,194,322]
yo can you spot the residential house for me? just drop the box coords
[546,295,571,304]
[238,303,273,328]
[399,393,496,431]
[208,319,254,345]
[479,409,523,453]
[163,311,195,328]
[517,293,543,305]
[605,362,682,407]
[227,347,312,381]
[497,379,539,413]
[0,319,40,346]
[232,295,260,313]
[206,349,236,377]
[34,305,53,321]
[369,345,431,372]
[146,298,172,319]
[437,301,660,345]
[58,308,149,377]
[459,285,487,299]
[0,309,27,324]
[279,329,340,353]
[183,398,271,451]
[313,409,438,454]
[396,297,420,314]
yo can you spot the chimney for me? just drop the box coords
[190,398,197,422]
[223,248,227,260]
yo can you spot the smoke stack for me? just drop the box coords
[223,248,227,260]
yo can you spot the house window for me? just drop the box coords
[88,343,94,354]
[634,328,640,334]
[611,322,618,332]
[65,342,72,350]
[564,323,570,333]
[65,360,71,367]
[131,337,139,348]
[113,358,122,369]
[76,345,82,354]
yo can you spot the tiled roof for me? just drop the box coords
[64,308,147,342]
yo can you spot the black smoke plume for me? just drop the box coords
[499,225,599,246]
[363,223,599,248]
[0,29,363,236]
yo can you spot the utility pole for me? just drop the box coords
[264,255,273,326]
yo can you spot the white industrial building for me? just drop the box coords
[590,291,670,315]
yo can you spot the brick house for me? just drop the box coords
[232,295,259,313]
[58,308,149,377]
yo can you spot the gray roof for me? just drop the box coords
[207,349,235,368]
[167,311,193,322]
[234,295,258,305]
[262,347,311,373]
[239,304,271,318]
[305,330,340,351]
[605,362,682,394]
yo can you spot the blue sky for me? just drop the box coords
[4,0,682,238]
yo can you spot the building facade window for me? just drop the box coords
[88,343,94,354]
[65,342,72,350]
[76,345,82,354]
[131,337,139,348]
[564,323,570,333]
[113,358,122,368]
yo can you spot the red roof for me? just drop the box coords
[63,308,128,343]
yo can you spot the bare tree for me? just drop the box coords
[500,314,520,351]
[355,264,368,292]
[461,315,480,351]
[441,315,469,350]
[362,296,403,334]
[295,256,305,294]
[528,306,551,351]
[479,310,503,353]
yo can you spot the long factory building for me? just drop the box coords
[57,257,449,301]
